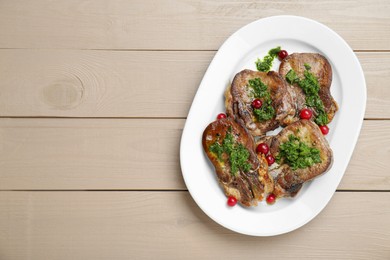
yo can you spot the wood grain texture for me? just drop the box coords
[0,119,185,190]
[0,119,388,190]
[358,53,390,118]
[0,50,212,117]
[0,0,389,50]
[0,191,389,260]
[0,50,389,118]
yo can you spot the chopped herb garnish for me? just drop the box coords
[255,46,281,72]
[285,67,329,126]
[314,110,328,126]
[299,70,320,95]
[222,132,234,154]
[249,78,270,100]
[285,69,299,84]
[209,142,223,160]
[253,104,275,121]
[248,78,275,121]
[304,63,311,70]
[268,46,282,56]
[209,130,252,176]
[230,143,252,174]
[276,135,322,170]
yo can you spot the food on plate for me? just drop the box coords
[225,69,297,136]
[202,117,274,207]
[202,49,337,207]
[279,53,338,126]
[257,119,333,198]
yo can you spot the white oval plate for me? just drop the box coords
[180,16,366,236]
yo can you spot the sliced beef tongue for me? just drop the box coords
[225,69,297,137]
[279,53,338,123]
[257,119,333,198]
[202,118,273,207]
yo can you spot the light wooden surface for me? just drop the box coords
[0,1,389,259]
[1,192,389,259]
[0,0,389,50]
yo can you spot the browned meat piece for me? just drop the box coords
[279,53,338,123]
[257,119,332,198]
[202,118,274,207]
[225,69,297,137]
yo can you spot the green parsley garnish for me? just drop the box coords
[285,66,329,126]
[230,143,252,174]
[209,142,223,160]
[304,63,311,70]
[248,78,275,121]
[285,69,299,84]
[255,46,281,72]
[209,131,252,176]
[276,135,322,170]
[253,104,275,121]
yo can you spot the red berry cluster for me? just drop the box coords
[256,142,274,166]
[299,108,329,135]
[256,142,277,204]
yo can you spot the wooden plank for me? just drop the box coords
[0,50,389,118]
[0,119,184,190]
[0,0,389,50]
[0,191,389,259]
[0,119,389,190]
[339,120,390,190]
[358,52,390,118]
[0,50,213,118]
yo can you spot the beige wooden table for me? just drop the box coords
[0,1,389,259]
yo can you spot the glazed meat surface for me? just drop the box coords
[202,118,273,206]
[279,53,338,123]
[225,69,297,137]
[258,119,332,198]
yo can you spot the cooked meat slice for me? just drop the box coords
[225,69,296,137]
[279,53,338,124]
[280,53,332,88]
[202,118,273,206]
[257,119,332,198]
